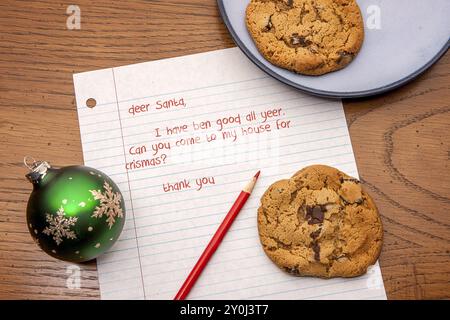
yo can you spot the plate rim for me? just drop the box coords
[217,0,449,99]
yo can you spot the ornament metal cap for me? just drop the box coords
[24,156,51,183]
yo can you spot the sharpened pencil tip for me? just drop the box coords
[254,170,261,179]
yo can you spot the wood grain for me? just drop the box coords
[0,0,448,300]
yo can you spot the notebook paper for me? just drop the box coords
[73,47,386,300]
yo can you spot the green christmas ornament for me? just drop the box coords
[24,157,126,262]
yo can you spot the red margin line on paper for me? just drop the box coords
[111,68,147,300]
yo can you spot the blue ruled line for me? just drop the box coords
[78,75,270,110]
[80,98,334,146]
[83,111,343,160]
[79,80,286,125]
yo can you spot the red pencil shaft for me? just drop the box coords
[174,191,250,300]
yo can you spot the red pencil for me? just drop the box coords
[174,170,261,300]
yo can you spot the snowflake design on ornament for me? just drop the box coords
[42,207,78,245]
[89,181,123,229]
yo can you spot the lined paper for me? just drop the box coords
[73,47,386,300]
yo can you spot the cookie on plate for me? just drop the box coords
[257,165,383,278]
[245,0,364,75]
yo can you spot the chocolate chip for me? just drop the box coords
[305,205,325,224]
[341,177,360,184]
[310,228,321,239]
[262,15,273,32]
[289,33,312,48]
[340,196,350,205]
[284,266,300,275]
[276,0,294,11]
[312,242,320,261]
[311,206,324,224]
[337,51,354,65]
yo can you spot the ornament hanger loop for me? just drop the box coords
[23,156,37,170]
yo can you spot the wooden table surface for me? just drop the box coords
[0,0,449,300]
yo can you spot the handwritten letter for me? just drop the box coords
[74,48,386,300]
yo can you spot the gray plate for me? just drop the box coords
[218,0,450,98]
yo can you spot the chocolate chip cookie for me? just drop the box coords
[257,165,383,278]
[246,0,364,75]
